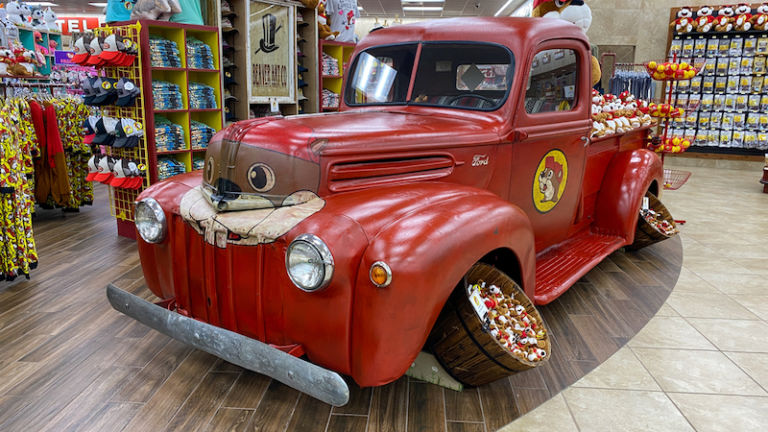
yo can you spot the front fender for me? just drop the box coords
[593,149,663,242]
[344,184,535,387]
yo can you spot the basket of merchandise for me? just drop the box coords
[429,263,550,386]
[648,136,691,154]
[645,61,698,81]
[663,168,691,191]
[647,103,684,119]
[628,192,679,250]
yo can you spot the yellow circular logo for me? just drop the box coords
[533,150,568,213]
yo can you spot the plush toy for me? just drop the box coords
[19,1,31,28]
[694,6,716,32]
[6,1,24,26]
[317,1,338,40]
[131,0,182,21]
[33,30,47,66]
[49,38,57,52]
[531,0,600,86]
[44,7,58,32]
[30,7,45,29]
[672,7,694,33]
[734,3,753,31]
[715,5,735,32]
[753,3,768,31]
[0,49,14,75]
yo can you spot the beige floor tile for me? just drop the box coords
[665,292,760,320]
[572,347,660,391]
[681,257,754,275]
[736,258,768,275]
[563,388,693,432]
[628,316,715,350]
[672,268,720,293]
[668,393,768,432]
[724,352,768,391]
[497,394,577,432]
[655,302,679,317]
[690,271,768,296]
[688,318,768,352]
[632,348,766,396]
[732,295,768,321]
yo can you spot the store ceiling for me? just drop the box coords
[40,0,529,17]
[358,0,528,17]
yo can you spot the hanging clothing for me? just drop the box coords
[326,0,359,43]
[30,100,71,208]
[609,69,655,101]
[0,101,38,281]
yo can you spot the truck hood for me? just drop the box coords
[203,110,501,211]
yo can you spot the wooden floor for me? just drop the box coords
[0,185,682,432]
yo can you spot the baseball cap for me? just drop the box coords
[126,159,145,189]
[85,154,100,181]
[81,77,99,105]
[115,78,140,106]
[94,155,115,183]
[71,36,91,65]
[109,158,132,188]
[224,70,238,86]
[115,118,144,148]
[86,36,105,66]
[98,34,127,66]
[91,78,119,106]
[90,117,109,145]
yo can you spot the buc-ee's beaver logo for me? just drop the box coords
[533,150,568,213]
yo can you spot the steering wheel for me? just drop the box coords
[445,93,496,106]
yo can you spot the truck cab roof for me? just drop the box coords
[357,17,589,54]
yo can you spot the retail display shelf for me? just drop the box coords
[152,66,185,71]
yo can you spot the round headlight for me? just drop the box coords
[286,234,334,292]
[135,198,167,244]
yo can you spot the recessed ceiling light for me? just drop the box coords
[402,0,445,3]
[25,2,58,6]
[403,6,443,11]
[88,2,108,7]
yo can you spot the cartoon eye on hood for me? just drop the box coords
[201,125,321,212]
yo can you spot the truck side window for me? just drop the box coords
[524,49,578,114]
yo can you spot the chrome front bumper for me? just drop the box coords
[106,284,350,406]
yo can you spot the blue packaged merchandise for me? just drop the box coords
[157,157,187,181]
[192,156,205,171]
[152,80,184,110]
[190,120,215,149]
[149,35,182,68]
[186,37,215,70]
[154,116,186,152]
[189,82,217,110]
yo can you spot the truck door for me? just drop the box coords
[508,40,592,252]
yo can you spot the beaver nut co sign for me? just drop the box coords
[250,2,294,103]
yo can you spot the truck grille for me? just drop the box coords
[170,215,266,340]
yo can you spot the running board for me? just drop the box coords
[534,232,625,305]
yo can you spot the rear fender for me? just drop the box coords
[348,188,535,387]
[593,149,663,242]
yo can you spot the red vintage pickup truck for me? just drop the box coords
[107,17,665,406]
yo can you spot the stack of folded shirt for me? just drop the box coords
[154,116,186,152]
[192,156,205,171]
[191,120,216,149]
[322,53,339,76]
[157,157,187,181]
[322,89,339,109]
[149,35,182,68]
[152,80,184,110]
[186,37,215,70]
[189,82,217,109]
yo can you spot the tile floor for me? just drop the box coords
[500,157,768,432]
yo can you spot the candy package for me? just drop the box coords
[669,38,683,58]
[690,76,702,93]
[757,36,768,55]
[682,38,694,57]
[724,93,737,110]
[735,94,748,111]
[704,57,717,75]
[706,38,719,57]
[730,37,744,56]
[727,76,739,93]
[718,38,731,57]
[732,130,744,148]
[749,95,761,113]
[715,76,728,93]
[719,129,732,147]
[745,131,757,148]
[744,36,757,56]
[740,56,753,75]
[711,111,723,129]
[752,76,763,93]
[733,112,745,129]
[716,57,729,75]
[714,93,726,111]
[703,75,715,92]
[701,93,714,111]
[694,38,707,57]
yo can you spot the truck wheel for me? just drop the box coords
[626,191,679,251]
[428,263,550,387]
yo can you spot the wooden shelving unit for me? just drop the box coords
[319,40,354,111]
[132,21,223,183]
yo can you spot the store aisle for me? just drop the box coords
[501,157,768,432]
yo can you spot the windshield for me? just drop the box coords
[345,42,514,111]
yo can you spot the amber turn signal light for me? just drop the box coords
[369,261,392,288]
